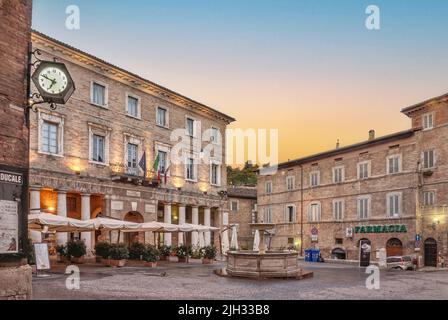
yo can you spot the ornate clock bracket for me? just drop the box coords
[26,49,59,113]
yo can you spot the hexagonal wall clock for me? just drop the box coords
[31,61,75,104]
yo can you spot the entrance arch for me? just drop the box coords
[386,238,403,257]
[124,212,144,246]
[331,248,346,260]
[424,238,437,267]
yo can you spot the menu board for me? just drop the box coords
[34,243,51,270]
[0,200,18,254]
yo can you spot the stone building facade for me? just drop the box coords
[258,93,448,267]
[227,186,257,249]
[0,0,33,299]
[29,31,235,253]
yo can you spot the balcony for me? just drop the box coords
[110,162,159,187]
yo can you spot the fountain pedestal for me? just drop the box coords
[225,223,302,279]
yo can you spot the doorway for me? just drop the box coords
[386,238,403,257]
[424,238,437,267]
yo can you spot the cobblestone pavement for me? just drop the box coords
[32,260,448,300]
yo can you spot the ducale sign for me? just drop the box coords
[355,224,407,234]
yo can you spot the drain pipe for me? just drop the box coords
[300,164,304,256]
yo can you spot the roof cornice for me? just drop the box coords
[31,30,236,124]
[401,92,448,117]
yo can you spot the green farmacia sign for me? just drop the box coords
[355,224,407,234]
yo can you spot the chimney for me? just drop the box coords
[336,139,340,149]
[368,130,375,140]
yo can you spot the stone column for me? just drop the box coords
[178,205,186,245]
[164,203,172,246]
[56,189,68,245]
[222,210,230,254]
[191,206,199,248]
[29,186,42,243]
[81,194,93,255]
[204,207,211,246]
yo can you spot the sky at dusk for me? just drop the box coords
[32,0,448,163]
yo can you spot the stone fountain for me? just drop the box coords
[225,223,304,279]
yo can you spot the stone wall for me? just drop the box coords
[0,265,33,300]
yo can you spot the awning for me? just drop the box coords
[28,213,95,232]
[121,221,219,233]
[85,217,141,231]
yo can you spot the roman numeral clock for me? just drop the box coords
[29,58,75,111]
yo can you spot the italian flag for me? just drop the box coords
[153,153,160,182]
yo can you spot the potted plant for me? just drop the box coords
[129,242,146,261]
[56,244,68,263]
[143,245,160,267]
[94,242,110,264]
[66,239,86,264]
[190,248,203,260]
[108,243,129,267]
[175,244,192,263]
[159,245,171,261]
[23,238,36,265]
[202,245,217,264]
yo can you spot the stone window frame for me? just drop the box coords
[263,206,273,223]
[357,160,371,180]
[209,158,222,187]
[156,105,170,129]
[422,111,435,131]
[357,195,371,220]
[308,201,321,222]
[125,92,142,120]
[284,204,297,223]
[123,133,144,176]
[90,80,109,108]
[422,149,436,170]
[185,115,199,138]
[332,198,345,221]
[184,151,199,182]
[332,165,345,184]
[230,200,239,212]
[154,141,171,177]
[286,175,295,191]
[309,170,320,187]
[386,153,402,175]
[386,191,402,218]
[265,181,273,194]
[37,110,65,157]
[209,126,221,145]
[423,190,436,207]
[88,122,111,166]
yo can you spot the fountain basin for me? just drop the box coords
[226,250,302,279]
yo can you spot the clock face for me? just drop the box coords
[38,66,68,95]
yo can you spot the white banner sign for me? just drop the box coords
[0,200,18,254]
[34,243,51,270]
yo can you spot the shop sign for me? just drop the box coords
[354,224,407,234]
[0,171,23,185]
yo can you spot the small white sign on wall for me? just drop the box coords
[145,204,156,213]
[126,190,141,197]
[111,201,124,211]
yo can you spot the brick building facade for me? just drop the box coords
[258,94,448,267]
[28,31,235,253]
[0,0,33,299]
[227,186,257,249]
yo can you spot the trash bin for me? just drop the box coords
[305,249,311,262]
[311,249,320,263]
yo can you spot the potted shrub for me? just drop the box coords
[23,238,36,265]
[66,239,86,264]
[56,244,68,263]
[129,242,146,261]
[143,245,160,267]
[191,248,203,260]
[159,245,171,261]
[175,244,191,263]
[94,242,110,264]
[202,245,217,264]
[108,243,129,267]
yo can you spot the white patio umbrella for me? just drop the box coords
[253,229,260,252]
[85,217,141,231]
[198,232,205,248]
[221,229,230,254]
[178,223,219,232]
[28,212,95,232]
[230,226,239,250]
